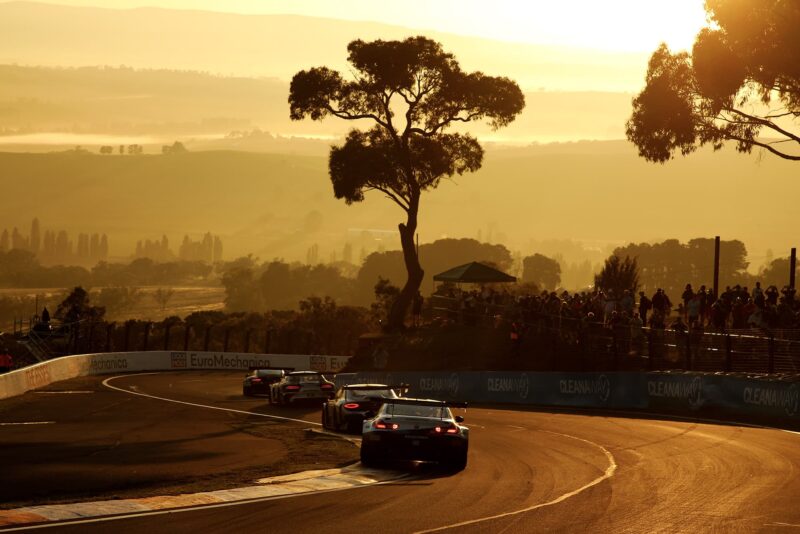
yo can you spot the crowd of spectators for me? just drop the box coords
[432,281,800,333]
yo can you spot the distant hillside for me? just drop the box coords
[0,64,634,145]
[0,143,796,266]
[0,1,647,92]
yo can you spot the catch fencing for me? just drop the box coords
[431,298,800,375]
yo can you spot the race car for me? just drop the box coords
[242,368,285,396]
[321,384,400,433]
[269,370,335,405]
[360,397,469,470]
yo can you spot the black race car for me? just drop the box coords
[269,371,335,405]
[322,384,400,433]
[242,369,285,396]
[360,397,469,470]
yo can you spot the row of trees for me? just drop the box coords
[0,251,213,288]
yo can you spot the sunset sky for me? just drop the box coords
[34,0,708,52]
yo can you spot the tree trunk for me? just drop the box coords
[386,196,423,331]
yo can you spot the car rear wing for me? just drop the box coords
[247,366,295,372]
[343,383,410,395]
[376,397,468,409]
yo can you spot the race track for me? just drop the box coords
[5,371,800,533]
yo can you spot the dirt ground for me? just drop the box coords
[0,373,357,508]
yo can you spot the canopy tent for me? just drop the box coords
[432,262,516,284]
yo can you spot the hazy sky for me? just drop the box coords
[35,0,708,52]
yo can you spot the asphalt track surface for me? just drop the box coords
[6,372,800,533]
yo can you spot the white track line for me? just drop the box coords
[102,373,320,426]
[34,391,93,394]
[0,421,55,426]
[414,430,618,533]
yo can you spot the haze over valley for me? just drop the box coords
[0,1,797,289]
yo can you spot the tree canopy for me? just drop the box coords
[289,36,524,329]
[626,0,800,162]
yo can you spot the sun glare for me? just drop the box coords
[43,0,708,52]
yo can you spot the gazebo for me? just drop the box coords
[432,262,516,285]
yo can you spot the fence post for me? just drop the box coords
[611,328,618,372]
[123,322,131,352]
[685,332,692,371]
[244,329,251,353]
[87,322,95,353]
[143,322,151,351]
[725,334,732,372]
[768,335,775,374]
[72,323,80,354]
[647,330,654,371]
[204,326,212,352]
[264,329,271,353]
[183,325,191,351]
[223,328,230,352]
[164,324,172,350]
[106,323,114,352]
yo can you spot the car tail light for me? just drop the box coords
[321,383,333,390]
[285,385,301,391]
[251,378,262,383]
[375,419,398,430]
[343,403,360,410]
[432,424,459,434]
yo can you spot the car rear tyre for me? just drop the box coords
[360,445,382,468]
[243,386,251,396]
[322,408,329,429]
[446,448,468,471]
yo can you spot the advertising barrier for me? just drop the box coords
[0,351,350,400]
[3,354,798,428]
[348,371,800,428]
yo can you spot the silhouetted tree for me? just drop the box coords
[627,1,800,162]
[595,255,640,296]
[522,253,561,291]
[289,36,524,330]
[55,286,105,323]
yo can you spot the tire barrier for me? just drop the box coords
[0,351,350,400]
[337,371,800,429]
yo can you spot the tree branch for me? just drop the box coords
[725,107,800,144]
[726,134,800,161]
[367,185,410,211]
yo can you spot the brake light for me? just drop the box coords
[375,419,398,430]
[433,424,459,434]
[251,378,262,383]
[285,385,301,391]
[321,383,333,390]
[343,403,360,410]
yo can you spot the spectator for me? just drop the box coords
[638,291,652,326]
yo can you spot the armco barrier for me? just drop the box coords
[344,371,800,429]
[0,351,350,401]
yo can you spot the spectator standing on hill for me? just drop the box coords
[638,291,652,326]
[620,290,634,316]
[687,293,701,328]
[766,285,780,306]
[681,284,695,320]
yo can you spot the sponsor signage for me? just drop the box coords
[647,375,704,410]
[741,382,799,417]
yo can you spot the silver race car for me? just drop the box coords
[360,397,469,470]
